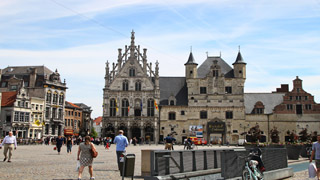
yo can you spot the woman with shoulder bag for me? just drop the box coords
[77,136,96,180]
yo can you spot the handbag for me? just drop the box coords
[90,143,98,158]
[53,147,57,150]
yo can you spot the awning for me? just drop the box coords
[64,129,73,135]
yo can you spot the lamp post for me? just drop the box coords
[239,123,250,141]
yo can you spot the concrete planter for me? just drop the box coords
[286,145,302,160]
[300,144,312,158]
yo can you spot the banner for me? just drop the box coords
[189,125,203,137]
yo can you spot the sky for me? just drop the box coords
[0,0,320,118]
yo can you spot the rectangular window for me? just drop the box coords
[256,108,263,114]
[289,96,293,100]
[200,87,207,94]
[169,112,176,120]
[40,105,43,110]
[226,111,233,119]
[181,111,185,115]
[52,108,57,119]
[58,109,63,119]
[233,130,238,133]
[287,104,293,110]
[46,107,50,118]
[18,101,20,107]
[305,104,312,110]
[25,113,30,122]
[305,96,308,100]
[32,104,35,110]
[200,111,207,119]
[36,105,39,110]
[20,112,25,122]
[1,82,6,87]
[14,112,19,121]
[65,119,67,126]
[225,86,232,94]
[10,85,17,91]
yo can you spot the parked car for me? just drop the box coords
[188,137,207,145]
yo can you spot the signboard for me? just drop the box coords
[207,122,226,134]
[64,129,74,135]
[189,125,203,137]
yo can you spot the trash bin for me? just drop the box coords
[120,153,135,178]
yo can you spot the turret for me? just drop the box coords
[184,52,198,79]
[232,50,246,79]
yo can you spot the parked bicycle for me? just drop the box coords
[185,141,198,150]
[241,148,265,180]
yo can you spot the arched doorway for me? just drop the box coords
[105,124,115,139]
[145,126,154,142]
[131,126,141,140]
[119,123,128,137]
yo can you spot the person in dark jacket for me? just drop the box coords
[56,135,64,155]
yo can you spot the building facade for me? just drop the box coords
[102,31,160,143]
[1,86,32,138]
[0,66,67,137]
[74,103,92,136]
[64,101,82,136]
[244,76,320,143]
[30,97,45,139]
[160,51,247,144]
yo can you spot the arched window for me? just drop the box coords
[147,99,154,117]
[110,99,117,117]
[123,80,129,91]
[59,93,64,105]
[121,99,129,117]
[46,91,52,103]
[135,81,141,91]
[170,100,175,105]
[129,68,135,77]
[53,91,58,104]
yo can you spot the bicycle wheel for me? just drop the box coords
[191,144,198,150]
[242,169,251,180]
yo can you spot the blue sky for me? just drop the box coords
[1,0,320,118]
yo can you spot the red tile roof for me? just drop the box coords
[1,91,17,107]
[66,101,81,109]
[93,116,102,125]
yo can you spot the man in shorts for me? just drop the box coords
[310,135,320,179]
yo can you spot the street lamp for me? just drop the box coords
[239,123,250,140]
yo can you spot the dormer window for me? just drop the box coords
[252,101,265,114]
[213,70,219,77]
[129,68,135,77]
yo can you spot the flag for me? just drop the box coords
[154,100,159,111]
[42,121,46,126]
[115,99,118,112]
[35,120,41,126]
[128,106,130,113]
[140,100,143,112]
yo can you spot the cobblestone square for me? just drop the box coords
[0,144,310,180]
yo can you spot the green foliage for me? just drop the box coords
[90,127,98,138]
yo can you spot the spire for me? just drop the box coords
[130,30,135,58]
[233,48,246,65]
[184,52,198,65]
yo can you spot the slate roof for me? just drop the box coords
[197,56,234,78]
[2,66,53,76]
[233,52,246,64]
[1,91,17,107]
[244,93,285,114]
[184,52,198,65]
[159,77,188,106]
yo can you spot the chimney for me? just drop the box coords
[29,68,37,88]
[273,84,289,93]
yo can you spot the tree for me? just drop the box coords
[298,128,311,142]
[270,127,280,143]
[248,124,262,142]
[90,127,98,138]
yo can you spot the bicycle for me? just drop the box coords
[185,141,198,150]
[241,149,264,180]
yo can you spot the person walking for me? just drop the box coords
[56,135,64,155]
[164,134,175,150]
[310,135,320,180]
[113,130,129,170]
[66,136,73,154]
[77,136,96,180]
[0,131,17,162]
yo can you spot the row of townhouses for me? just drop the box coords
[102,31,320,144]
[0,66,92,138]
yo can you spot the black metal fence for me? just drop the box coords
[221,148,288,179]
[150,148,234,176]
